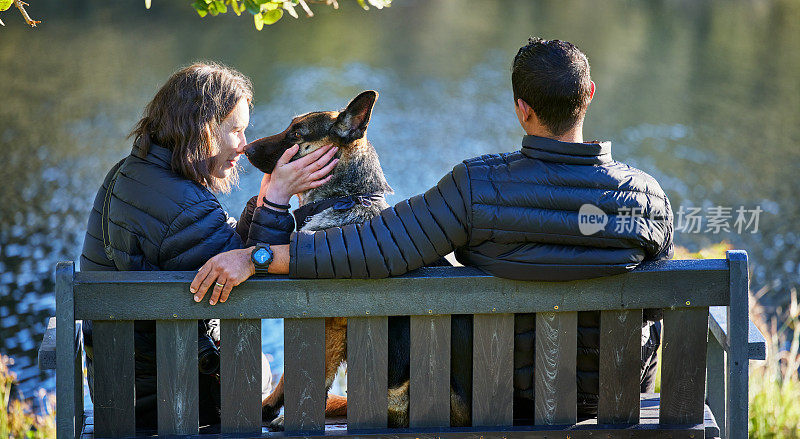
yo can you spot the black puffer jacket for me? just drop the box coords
[288,135,673,418]
[80,144,280,427]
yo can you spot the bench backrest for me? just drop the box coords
[55,250,749,438]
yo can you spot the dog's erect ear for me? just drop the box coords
[334,90,378,141]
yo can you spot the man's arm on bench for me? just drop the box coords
[289,164,471,279]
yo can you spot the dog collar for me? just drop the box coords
[293,193,385,231]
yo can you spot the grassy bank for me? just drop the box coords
[0,355,54,439]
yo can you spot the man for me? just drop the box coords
[194,38,673,421]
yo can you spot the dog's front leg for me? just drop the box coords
[325,393,347,417]
[262,374,284,423]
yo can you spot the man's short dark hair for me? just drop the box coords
[512,37,592,136]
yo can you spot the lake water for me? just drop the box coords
[1,0,799,402]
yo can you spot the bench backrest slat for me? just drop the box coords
[156,320,199,435]
[534,311,578,425]
[409,314,451,427]
[347,316,389,429]
[472,313,514,426]
[92,320,136,437]
[219,319,262,434]
[598,308,643,425]
[72,261,731,320]
[283,317,326,432]
[660,307,710,425]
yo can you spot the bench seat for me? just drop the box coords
[78,394,719,438]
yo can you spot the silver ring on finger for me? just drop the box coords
[215,281,225,288]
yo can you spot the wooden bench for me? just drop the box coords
[39,250,766,439]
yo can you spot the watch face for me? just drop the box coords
[254,248,270,264]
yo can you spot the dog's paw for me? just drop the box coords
[262,404,280,423]
[267,414,285,431]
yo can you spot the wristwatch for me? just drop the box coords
[251,243,273,276]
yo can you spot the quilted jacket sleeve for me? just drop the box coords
[158,199,246,270]
[290,163,472,278]
[158,198,295,271]
[235,196,259,242]
[234,196,296,246]
[649,195,674,261]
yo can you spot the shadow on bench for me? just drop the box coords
[39,250,765,439]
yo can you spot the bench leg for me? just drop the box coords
[56,261,81,439]
[706,329,726,438]
[727,250,749,439]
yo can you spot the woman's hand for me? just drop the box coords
[190,248,255,305]
[256,173,271,208]
[260,144,339,210]
[189,244,290,304]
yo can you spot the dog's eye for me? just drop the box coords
[291,131,302,140]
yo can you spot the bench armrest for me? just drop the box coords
[38,317,82,370]
[708,306,766,360]
[38,317,57,370]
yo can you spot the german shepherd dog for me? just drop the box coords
[244,91,472,429]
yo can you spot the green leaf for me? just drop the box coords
[253,12,264,30]
[0,0,13,12]
[356,0,369,10]
[214,0,227,13]
[230,0,242,16]
[244,0,259,14]
[192,1,209,17]
[262,7,282,24]
[261,2,279,11]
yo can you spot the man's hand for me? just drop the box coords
[190,247,255,305]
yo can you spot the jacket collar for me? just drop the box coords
[521,135,613,165]
[132,143,172,169]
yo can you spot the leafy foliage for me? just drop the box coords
[0,355,55,439]
[0,0,40,27]
[1,0,390,29]
[187,0,391,30]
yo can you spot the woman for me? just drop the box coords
[80,62,335,429]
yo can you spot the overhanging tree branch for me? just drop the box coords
[14,0,40,27]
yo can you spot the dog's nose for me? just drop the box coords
[243,144,254,158]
